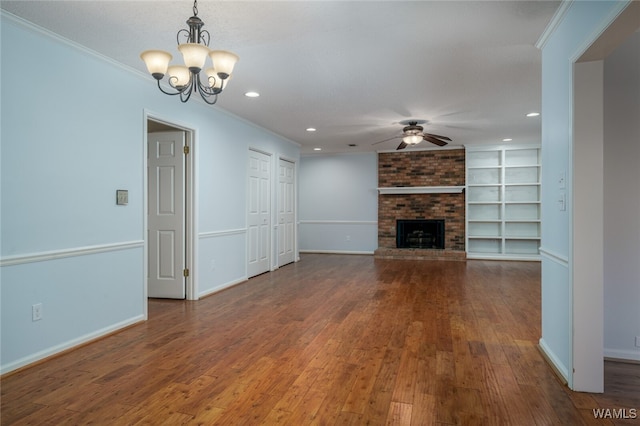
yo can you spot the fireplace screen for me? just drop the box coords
[396,219,445,249]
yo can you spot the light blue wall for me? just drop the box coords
[0,13,299,373]
[539,0,632,387]
[299,153,378,253]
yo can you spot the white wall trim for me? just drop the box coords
[300,250,374,255]
[535,0,574,50]
[0,10,150,82]
[604,348,640,363]
[466,253,540,262]
[0,314,144,375]
[198,276,247,299]
[0,241,144,267]
[569,0,633,63]
[378,186,465,195]
[539,337,570,382]
[539,246,569,267]
[300,220,377,225]
[199,228,247,239]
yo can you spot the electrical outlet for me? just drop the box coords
[32,303,43,321]
[346,235,351,241]
[635,336,640,348]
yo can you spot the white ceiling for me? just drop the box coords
[1,1,560,154]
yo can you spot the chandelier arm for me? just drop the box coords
[179,81,195,103]
[177,28,191,45]
[195,75,219,104]
[156,79,186,96]
[199,30,210,46]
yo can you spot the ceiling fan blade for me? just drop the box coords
[396,141,408,150]
[424,132,452,141]
[372,135,401,146]
[423,135,448,146]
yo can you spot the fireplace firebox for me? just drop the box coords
[396,219,445,249]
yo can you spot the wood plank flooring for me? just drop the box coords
[2,254,639,425]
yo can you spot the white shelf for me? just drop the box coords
[466,146,541,260]
[504,236,540,240]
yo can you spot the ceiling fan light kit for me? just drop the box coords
[402,134,423,145]
[373,121,451,150]
[140,0,239,105]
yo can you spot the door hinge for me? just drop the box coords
[183,268,190,277]
[183,146,190,155]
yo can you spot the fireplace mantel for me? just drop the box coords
[377,186,465,195]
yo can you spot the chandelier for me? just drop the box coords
[140,0,239,105]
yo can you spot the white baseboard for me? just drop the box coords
[539,337,570,383]
[1,315,145,375]
[299,250,374,255]
[198,277,247,299]
[604,348,640,363]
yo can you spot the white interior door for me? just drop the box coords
[278,158,295,266]
[148,131,186,299]
[247,150,271,278]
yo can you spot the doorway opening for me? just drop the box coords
[145,115,196,305]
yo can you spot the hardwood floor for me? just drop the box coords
[2,254,639,425]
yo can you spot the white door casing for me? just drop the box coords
[148,131,186,299]
[247,150,271,277]
[278,158,295,267]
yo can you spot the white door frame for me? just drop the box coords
[564,2,636,392]
[277,155,297,268]
[143,110,198,310]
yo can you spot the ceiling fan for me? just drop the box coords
[373,120,451,150]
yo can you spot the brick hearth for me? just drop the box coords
[375,149,466,260]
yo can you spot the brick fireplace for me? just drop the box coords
[375,149,466,260]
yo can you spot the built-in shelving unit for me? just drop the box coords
[466,145,541,260]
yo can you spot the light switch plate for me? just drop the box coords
[558,192,566,211]
[116,190,128,205]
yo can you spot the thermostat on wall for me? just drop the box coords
[116,190,128,206]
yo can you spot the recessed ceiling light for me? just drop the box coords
[306,128,317,132]
[526,112,540,117]
[244,91,260,98]
[502,138,513,142]
[313,148,322,151]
